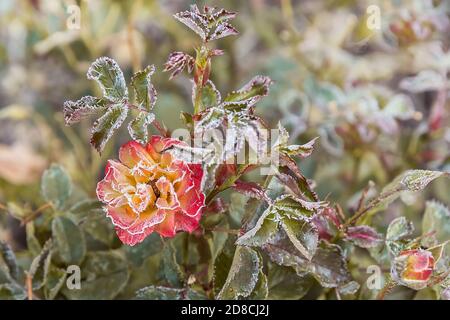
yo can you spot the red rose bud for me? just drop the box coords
[96,136,205,245]
[391,249,435,290]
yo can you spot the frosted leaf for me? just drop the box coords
[87,57,128,103]
[0,241,19,280]
[237,208,278,247]
[237,194,322,260]
[386,217,414,242]
[208,22,238,41]
[345,225,383,248]
[267,266,313,300]
[130,65,157,112]
[400,170,445,191]
[28,239,53,290]
[174,5,209,40]
[233,180,269,202]
[161,242,183,287]
[41,164,72,210]
[274,194,325,218]
[338,281,360,295]
[280,216,318,261]
[166,143,214,164]
[63,96,108,125]
[195,107,225,132]
[263,237,352,288]
[367,170,446,214]
[217,246,262,299]
[90,103,128,153]
[279,137,318,158]
[422,201,450,254]
[52,216,86,266]
[201,163,218,194]
[174,5,238,42]
[224,75,273,107]
[127,112,155,144]
[136,286,205,300]
[192,79,221,108]
[164,51,195,79]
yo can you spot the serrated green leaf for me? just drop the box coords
[280,216,318,261]
[131,65,157,112]
[162,242,184,287]
[422,201,450,256]
[268,265,313,300]
[368,170,445,215]
[224,76,272,106]
[61,251,129,300]
[248,270,268,300]
[41,164,72,210]
[386,217,414,241]
[264,237,352,288]
[63,96,108,125]
[87,57,128,102]
[135,286,206,300]
[213,243,234,297]
[193,80,221,109]
[217,246,261,299]
[90,103,128,153]
[236,209,278,247]
[52,216,86,265]
[127,111,154,144]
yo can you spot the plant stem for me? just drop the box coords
[376,276,396,300]
[343,186,403,228]
[20,203,52,226]
[205,164,249,205]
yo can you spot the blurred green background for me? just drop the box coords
[1,0,450,253]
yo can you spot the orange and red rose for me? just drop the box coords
[391,249,435,290]
[96,136,205,245]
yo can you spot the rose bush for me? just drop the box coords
[96,137,205,245]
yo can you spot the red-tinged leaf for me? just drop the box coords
[233,180,270,203]
[311,207,341,241]
[63,96,108,125]
[206,198,228,214]
[164,51,195,79]
[345,225,383,248]
[279,155,319,202]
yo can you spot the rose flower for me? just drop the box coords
[96,136,205,245]
[391,249,435,290]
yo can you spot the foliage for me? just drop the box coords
[0,0,450,301]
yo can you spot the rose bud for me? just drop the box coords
[96,136,205,245]
[391,249,435,290]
